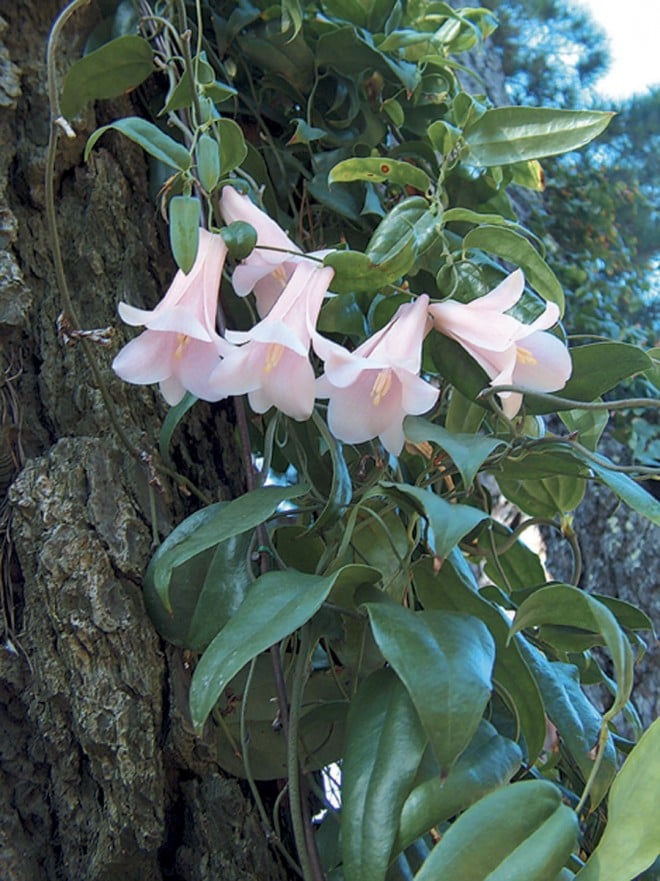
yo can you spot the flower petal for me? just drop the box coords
[112,331,177,384]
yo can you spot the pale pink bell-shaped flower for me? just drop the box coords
[219,185,303,316]
[429,269,572,417]
[112,228,229,405]
[209,261,335,420]
[315,294,440,455]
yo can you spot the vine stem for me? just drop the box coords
[479,385,660,412]
[287,623,325,881]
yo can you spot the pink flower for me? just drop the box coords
[208,261,335,420]
[220,186,303,316]
[315,295,440,455]
[112,228,229,405]
[429,269,572,417]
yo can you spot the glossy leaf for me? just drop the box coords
[143,529,253,651]
[341,668,427,881]
[146,484,308,608]
[396,720,523,853]
[60,35,153,119]
[511,584,634,721]
[169,196,200,274]
[404,415,505,488]
[464,106,613,166]
[189,565,360,730]
[309,413,352,533]
[329,157,431,193]
[363,602,495,773]
[463,226,565,313]
[585,457,660,526]
[85,116,191,170]
[380,482,489,559]
[576,719,660,881]
[413,554,546,762]
[413,780,579,881]
[521,644,616,809]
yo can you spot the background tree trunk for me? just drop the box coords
[0,3,288,879]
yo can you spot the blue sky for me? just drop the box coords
[577,0,660,98]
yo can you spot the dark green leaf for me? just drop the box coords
[144,529,253,651]
[341,668,427,881]
[159,391,197,468]
[380,482,488,559]
[147,484,308,609]
[404,415,505,488]
[189,565,362,730]
[583,457,660,526]
[61,35,153,119]
[396,720,522,854]
[217,118,247,175]
[465,107,613,166]
[363,602,495,774]
[511,584,634,721]
[521,643,616,809]
[413,554,546,762]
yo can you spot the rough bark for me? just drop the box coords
[0,3,287,879]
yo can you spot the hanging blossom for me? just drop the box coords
[209,260,335,421]
[112,228,229,405]
[315,295,440,455]
[429,269,572,418]
[219,185,304,317]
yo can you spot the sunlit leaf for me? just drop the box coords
[465,106,613,166]
[413,780,578,881]
[576,719,660,881]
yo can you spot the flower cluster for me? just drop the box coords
[113,189,571,453]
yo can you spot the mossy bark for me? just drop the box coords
[0,3,287,879]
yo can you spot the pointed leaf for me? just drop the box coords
[520,643,616,809]
[413,555,546,763]
[380,482,488,559]
[396,720,522,854]
[189,565,359,730]
[585,458,660,526]
[329,157,431,193]
[463,226,564,313]
[363,603,495,773]
[147,484,308,608]
[511,584,634,721]
[575,719,660,881]
[341,669,427,881]
[159,391,197,468]
[413,780,579,881]
[61,35,154,119]
[85,116,191,170]
[465,106,613,166]
[144,529,253,651]
[169,196,200,274]
[404,416,505,488]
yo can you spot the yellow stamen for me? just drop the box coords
[273,264,287,287]
[371,369,392,406]
[516,345,538,366]
[264,343,285,373]
[174,333,190,360]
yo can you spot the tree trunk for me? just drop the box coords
[0,3,288,879]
